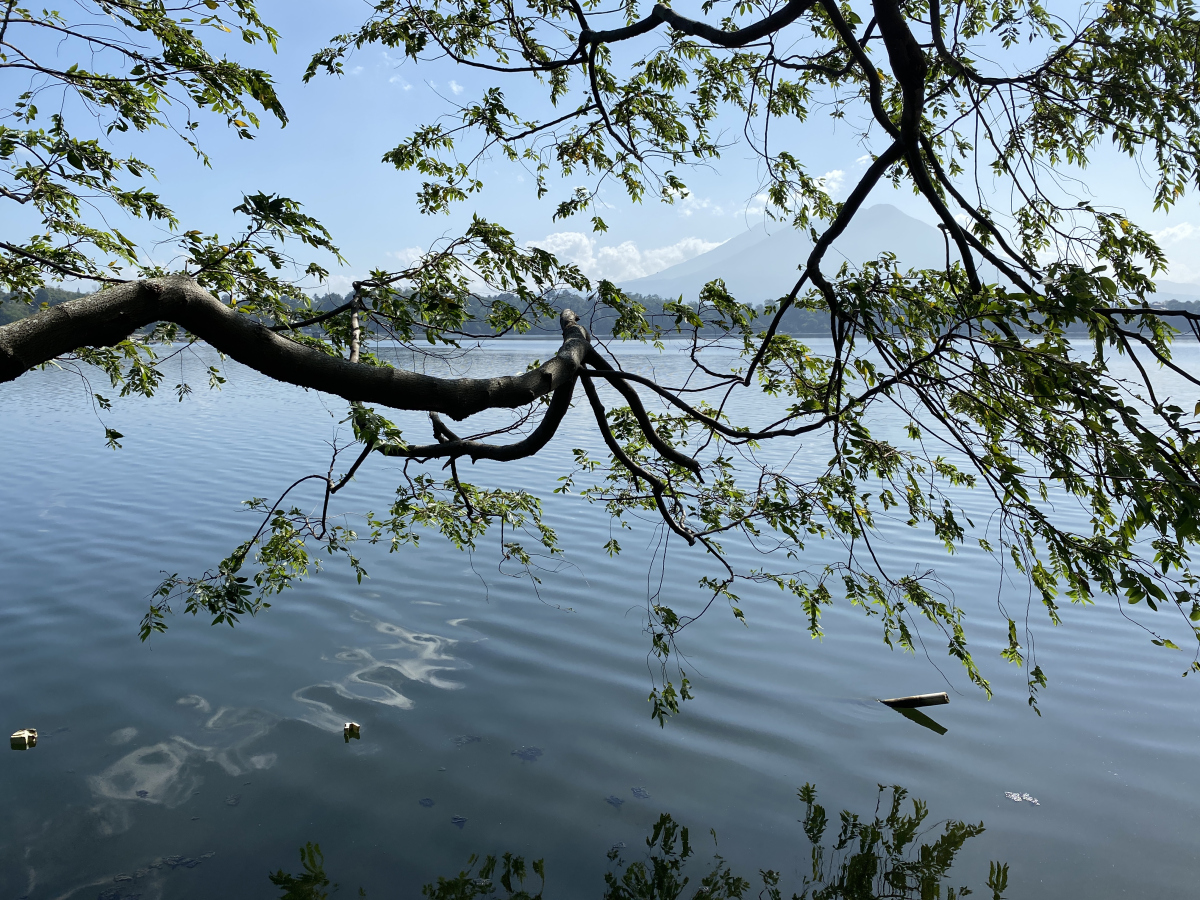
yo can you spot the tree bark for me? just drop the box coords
[0,276,590,420]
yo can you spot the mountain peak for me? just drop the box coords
[620,205,944,301]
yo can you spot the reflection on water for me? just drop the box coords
[90,739,203,809]
[8,805,220,900]
[21,614,465,897]
[270,843,339,900]
[88,696,278,810]
[9,694,280,898]
[293,612,468,731]
[270,785,1007,900]
[6,342,1200,898]
[24,849,220,900]
[791,783,1007,900]
[106,727,138,746]
[891,706,948,736]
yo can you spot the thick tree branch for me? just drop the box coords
[269,298,358,332]
[375,374,581,462]
[0,276,588,420]
[819,0,900,140]
[588,0,816,48]
[373,310,590,461]
[583,346,703,478]
[870,0,981,292]
[580,372,697,545]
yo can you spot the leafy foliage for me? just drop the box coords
[0,1,287,294]
[298,0,1200,714]
[5,0,1200,718]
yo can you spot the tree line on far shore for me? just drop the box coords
[7,284,1200,338]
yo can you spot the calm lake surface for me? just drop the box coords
[1,338,1198,898]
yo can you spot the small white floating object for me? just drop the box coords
[10,728,37,750]
[344,722,361,742]
[1004,791,1040,805]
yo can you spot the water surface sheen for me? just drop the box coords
[1,340,1198,898]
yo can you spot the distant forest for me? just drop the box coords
[0,285,93,326]
[310,288,1200,338]
[5,284,1200,338]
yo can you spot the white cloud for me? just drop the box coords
[745,192,770,216]
[743,170,843,217]
[1155,222,1198,246]
[532,232,595,267]
[1154,222,1200,283]
[818,169,844,196]
[320,274,358,295]
[350,65,364,76]
[527,233,723,282]
[680,194,724,217]
[449,80,464,95]
[855,154,872,166]
[389,247,425,267]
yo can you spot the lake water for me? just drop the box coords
[1,338,1198,898]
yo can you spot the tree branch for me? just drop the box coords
[579,372,697,546]
[583,0,818,49]
[584,346,703,478]
[269,298,357,332]
[0,276,588,420]
[372,310,590,460]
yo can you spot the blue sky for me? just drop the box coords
[19,0,1200,292]
[116,0,854,291]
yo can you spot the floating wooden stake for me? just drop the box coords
[344,722,361,742]
[10,728,37,750]
[879,692,949,709]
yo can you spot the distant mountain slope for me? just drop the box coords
[0,285,91,326]
[620,204,948,302]
[1153,280,1200,301]
[620,204,1200,318]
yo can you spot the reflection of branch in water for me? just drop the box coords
[269,785,1009,899]
[791,784,1008,900]
[269,843,341,900]
[892,705,950,735]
